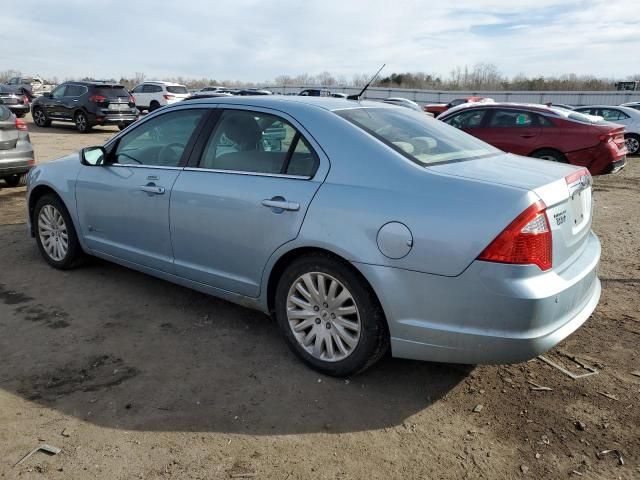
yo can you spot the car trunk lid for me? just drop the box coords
[429,153,593,271]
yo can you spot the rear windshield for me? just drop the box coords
[167,85,188,94]
[336,107,499,165]
[95,87,130,99]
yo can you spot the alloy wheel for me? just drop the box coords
[33,109,46,126]
[626,137,640,155]
[75,113,87,132]
[38,204,69,261]
[286,272,361,362]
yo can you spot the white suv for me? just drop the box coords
[130,81,190,112]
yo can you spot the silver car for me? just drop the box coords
[26,97,601,376]
[1,105,35,187]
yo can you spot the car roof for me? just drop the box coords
[63,80,125,87]
[145,80,186,86]
[179,95,395,112]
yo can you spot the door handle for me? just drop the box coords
[262,198,300,211]
[140,184,165,195]
[520,134,536,138]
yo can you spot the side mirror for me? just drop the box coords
[43,92,52,98]
[81,146,106,166]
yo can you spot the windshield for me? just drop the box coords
[167,85,188,94]
[336,107,500,165]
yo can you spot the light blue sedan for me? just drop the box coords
[26,96,601,376]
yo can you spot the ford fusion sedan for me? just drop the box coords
[26,97,601,376]
[439,103,627,175]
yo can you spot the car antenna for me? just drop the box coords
[347,64,386,101]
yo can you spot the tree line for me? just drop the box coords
[2,64,639,91]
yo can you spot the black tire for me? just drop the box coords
[3,173,27,187]
[32,107,51,127]
[531,149,567,163]
[33,194,83,269]
[625,133,640,156]
[118,122,133,131]
[74,110,92,133]
[149,101,160,112]
[274,253,389,377]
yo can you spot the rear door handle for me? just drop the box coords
[262,198,300,211]
[520,134,536,138]
[140,184,165,195]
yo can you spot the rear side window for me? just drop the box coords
[166,85,188,94]
[443,109,487,129]
[537,115,556,127]
[337,107,499,165]
[598,109,629,121]
[199,109,319,177]
[142,84,162,93]
[95,87,130,99]
[65,85,87,97]
[489,110,535,127]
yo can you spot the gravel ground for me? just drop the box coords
[0,115,638,479]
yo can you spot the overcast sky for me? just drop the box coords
[0,0,637,83]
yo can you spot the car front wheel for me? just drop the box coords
[274,253,389,376]
[33,194,83,269]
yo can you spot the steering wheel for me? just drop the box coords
[157,143,185,166]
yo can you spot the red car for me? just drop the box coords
[438,103,627,175]
[423,96,490,116]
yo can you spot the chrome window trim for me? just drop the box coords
[183,167,311,180]
[108,164,184,170]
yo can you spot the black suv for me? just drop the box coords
[31,81,138,133]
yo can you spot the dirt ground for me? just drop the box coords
[0,115,638,479]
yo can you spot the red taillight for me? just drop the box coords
[15,118,28,131]
[22,95,29,104]
[163,94,175,100]
[130,95,135,103]
[478,200,552,271]
[89,94,106,103]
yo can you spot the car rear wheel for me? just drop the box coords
[625,134,640,156]
[3,173,27,187]
[74,111,91,133]
[149,101,160,112]
[274,253,389,376]
[34,194,83,269]
[531,149,567,163]
[32,107,51,127]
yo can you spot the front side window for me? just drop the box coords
[443,109,487,129]
[337,107,498,165]
[489,110,535,128]
[112,109,206,167]
[199,110,319,177]
[131,85,143,93]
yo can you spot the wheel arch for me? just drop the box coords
[528,147,567,161]
[28,185,71,236]
[265,246,386,328]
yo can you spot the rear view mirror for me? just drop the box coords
[81,146,106,166]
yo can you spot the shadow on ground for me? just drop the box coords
[0,223,468,435]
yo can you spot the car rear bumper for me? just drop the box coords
[7,104,30,114]
[91,113,138,125]
[354,231,601,364]
[603,156,626,174]
[0,143,35,175]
